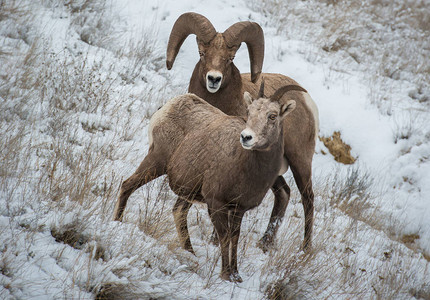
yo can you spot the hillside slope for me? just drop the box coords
[0,0,429,299]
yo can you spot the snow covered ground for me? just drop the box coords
[0,0,429,299]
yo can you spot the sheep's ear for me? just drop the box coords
[244,92,254,106]
[280,100,296,119]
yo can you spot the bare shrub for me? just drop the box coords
[314,165,375,222]
[116,24,164,84]
[392,110,428,144]
[65,0,118,49]
[0,0,30,22]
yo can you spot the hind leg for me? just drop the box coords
[172,197,194,254]
[258,176,291,252]
[113,151,165,221]
[290,162,314,252]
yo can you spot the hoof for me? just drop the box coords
[209,231,219,246]
[184,244,196,255]
[221,272,243,283]
[186,248,196,256]
[113,214,123,222]
[257,234,275,253]
[300,240,312,254]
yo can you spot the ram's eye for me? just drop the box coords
[268,113,277,120]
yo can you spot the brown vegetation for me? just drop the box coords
[320,131,356,164]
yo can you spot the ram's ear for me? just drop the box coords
[244,92,253,106]
[280,100,296,119]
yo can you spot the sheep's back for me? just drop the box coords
[166,117,245,200]
[148,93,226,159]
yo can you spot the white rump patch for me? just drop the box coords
[148,97,177,148]
[278,158,289,175]
[303,93,320,139]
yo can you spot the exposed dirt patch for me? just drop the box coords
[401,233,420,245]
[51,228,89,250]
[51,227,106,261]
[320,131,356,164]
[398,234,429,262]
[95,283,159,300]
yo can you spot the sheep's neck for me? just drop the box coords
[188,62,247,117]
[234,130,285,209]
[245,128,284,176]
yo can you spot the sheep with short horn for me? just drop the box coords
[114,84,306,282]
[166,12,319,252]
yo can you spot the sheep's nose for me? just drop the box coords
[241,133,253,143]
[208,74,222,85]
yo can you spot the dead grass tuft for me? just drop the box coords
[323,165,375,224]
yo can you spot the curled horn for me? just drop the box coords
[223,21,265,83]
[258,77,265,98]
[166,12,217,70]
[270,85,308,102]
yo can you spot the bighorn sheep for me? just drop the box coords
[166,12,319,251]
[114,83,307,282]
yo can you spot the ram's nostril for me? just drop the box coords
[208,74,222,85]
[241,134,253,143]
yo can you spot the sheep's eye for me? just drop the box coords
[268,113,277,120]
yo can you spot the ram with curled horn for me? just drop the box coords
[114,12,320,254]
[166,13,320,253]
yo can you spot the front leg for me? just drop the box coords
[207,203,232,282]
[229,209,244,283]
[258,176,290,252]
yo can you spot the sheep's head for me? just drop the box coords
[240,83,307,151]
[166,12,264,93]
[196,34,239,93]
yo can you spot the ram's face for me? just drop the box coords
[197,34,239,93]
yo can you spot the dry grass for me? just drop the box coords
[320,131,356,164]
[1,1,429,298]
[249,0,430,114]
[0,1,173,297]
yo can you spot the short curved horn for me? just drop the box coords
[166,12,217,70]
[270,85,308,102]
[223,21,264,83]
[258,77,265,98]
